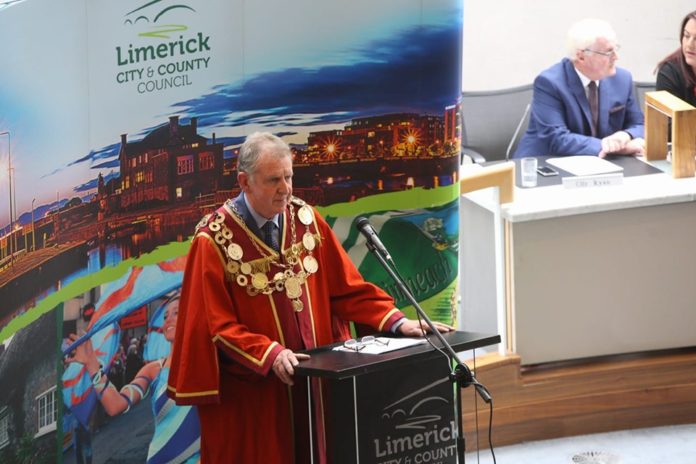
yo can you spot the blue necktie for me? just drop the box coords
[261,221,278,251]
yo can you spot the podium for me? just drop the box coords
[296,331,500,464]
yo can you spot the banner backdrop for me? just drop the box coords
[0,0,462,461]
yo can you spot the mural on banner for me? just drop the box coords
[0,0,462,461]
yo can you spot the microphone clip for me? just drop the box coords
[449,363,474,386]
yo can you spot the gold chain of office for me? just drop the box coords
[197,197,320,312]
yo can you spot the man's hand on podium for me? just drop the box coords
[398,319,454,337]
[272,349,311,386]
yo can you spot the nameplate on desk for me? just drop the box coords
[562,172,624,189]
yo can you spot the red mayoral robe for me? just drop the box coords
[168,196,403,463]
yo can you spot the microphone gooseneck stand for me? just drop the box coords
[363,237,492,464]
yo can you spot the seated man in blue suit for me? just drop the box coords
[514,19,645,158]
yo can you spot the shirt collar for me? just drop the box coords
[574,66,597,90]
[242,192,279,229]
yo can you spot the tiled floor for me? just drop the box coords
[464,424,696,464]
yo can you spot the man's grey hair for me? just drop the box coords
[566,18,617,60]
[237,132,292,175]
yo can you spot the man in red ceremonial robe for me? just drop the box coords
[168,132,451,463]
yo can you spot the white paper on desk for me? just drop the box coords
[547,156,623,176]
[332,337,427,354]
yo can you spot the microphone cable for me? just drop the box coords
[472,351,496,464]
[391,257,497,463]
[358,216,497,462]
[485,392,497,464]
[474,383,496,464]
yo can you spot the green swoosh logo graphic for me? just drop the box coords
[139,24,188,38]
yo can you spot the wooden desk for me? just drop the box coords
[460,157,696,364]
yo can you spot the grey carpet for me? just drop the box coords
[465,424,696,464]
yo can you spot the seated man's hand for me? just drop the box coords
[599,132,644,158]
[624,138,645,156]
[598,131,631,157]
[398,319,454,337]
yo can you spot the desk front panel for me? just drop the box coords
[511,201,696,364]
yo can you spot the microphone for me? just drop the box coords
[355,217,392,262]
[505,102,531,161]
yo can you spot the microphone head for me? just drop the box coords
[355,216,370,231]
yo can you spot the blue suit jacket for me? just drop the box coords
[513,58,644,158]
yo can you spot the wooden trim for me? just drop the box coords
[460,162,515,204]
[646,90,695,113]
[503,220,513,351]
[645,91,696,178]
[462,350,696,450]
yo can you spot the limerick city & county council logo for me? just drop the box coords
[123,0,196,39]
[114,0,211,94]
[380,378,449,431]
[372,378,458,461]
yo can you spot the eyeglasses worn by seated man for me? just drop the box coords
[582,43,621,58]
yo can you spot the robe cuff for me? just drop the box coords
[265,343,286,376]
[380,309,406,332]
[213,337,285,376]
[166,384,220,406]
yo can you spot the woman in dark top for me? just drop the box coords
[656,10,696,106]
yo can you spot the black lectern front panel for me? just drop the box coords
[358,356,456,463]
[297,331,501,463]
[325,354,457,464]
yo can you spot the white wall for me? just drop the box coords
[463,0,694,91]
